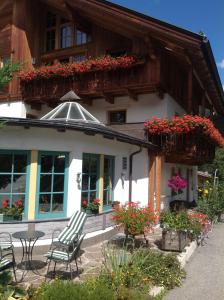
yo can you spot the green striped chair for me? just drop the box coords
[0,232,16,264]
[45,233,85,279]
[50,211,87,249]
[0,247,17,282]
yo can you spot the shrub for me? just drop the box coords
[0,271,27,300]
[132,249,186,289]
[33,278,115,300]
[198,181,224,221]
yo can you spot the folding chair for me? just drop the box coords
[0,247,17,282]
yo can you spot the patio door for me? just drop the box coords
[35,152,68,219]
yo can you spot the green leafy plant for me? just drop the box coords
[0,271,28,300]
[160,211,202,239]
[131,249,186,289]
[112,202,157,236]
[0,199,24,217]
[197,181,224,221]
[0,60,20,90]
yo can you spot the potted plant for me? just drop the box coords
[82,198,100,215]
[0,199,24,222]
[160,211,203,251]
[112,202,157,241]
[168,174,188,211]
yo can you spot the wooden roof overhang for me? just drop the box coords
[40,0,224,115]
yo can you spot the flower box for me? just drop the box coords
[0,213,23,222]
[161,230,188,252]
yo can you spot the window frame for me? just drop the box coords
[0,150,31,220]
[35,151,69,220]
[103,155,115,210]
[108,110,127,125]
[44,11,92,53]
[81,153,100,207]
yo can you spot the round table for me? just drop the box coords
[12,230,45,278]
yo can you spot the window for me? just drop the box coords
[37,152,68,218]
[46,12,56,28]
[60,25,72,48]
[81,154,99,205]
[45,12,92,52]
[46,30,56,52]
[103,156,114,207]
[76,30,91,46]
[0,151,29,215]
[109,111,126,124]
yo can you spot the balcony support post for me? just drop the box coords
[187,66,193,114]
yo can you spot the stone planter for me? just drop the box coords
[0,214,23,222]
[161,229,188,252]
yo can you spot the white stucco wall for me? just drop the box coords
[0,125,149,217]
[82,93,186,124]
[0,101,27,118]
[161,161,198,211]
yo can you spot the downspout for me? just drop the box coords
[129,146,142,202]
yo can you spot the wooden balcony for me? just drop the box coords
[148,133,216,165]
[20,59,159,104]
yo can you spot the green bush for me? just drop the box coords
[198,182,224,221]
[0,271,27,300]
[132,249,186,289]
[33,279,115,300]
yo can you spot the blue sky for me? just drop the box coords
[110,0,224,88]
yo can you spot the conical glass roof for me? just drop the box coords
[40,102,102,124]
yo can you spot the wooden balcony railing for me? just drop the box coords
[148,133,216,165]
[20,59,159,103]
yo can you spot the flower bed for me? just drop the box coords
[144,115,224,147]
[19,55,138,82]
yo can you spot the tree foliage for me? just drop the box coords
[200,148,224,184]
[0,61,20,90]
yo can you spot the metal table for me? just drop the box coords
[12,230,45,279]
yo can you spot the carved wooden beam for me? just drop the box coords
[82,98,93,106]
[103,93,114,104]
[127,89,138,101]
[30,102,42,111]
[64,1,91,32]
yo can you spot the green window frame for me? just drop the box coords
[103,156,115,210]
[81,153,100,206]
[0,150,30,220]
[36,151,69,219]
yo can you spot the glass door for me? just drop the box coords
[36,152,68,219]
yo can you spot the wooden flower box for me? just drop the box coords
[161,229,188,252]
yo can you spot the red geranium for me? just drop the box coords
[82,199,88,208]
[19,55,138,82]
[2,200,9,208]
[144,115,224,147]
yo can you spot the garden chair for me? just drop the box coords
[0,232,16,263]
[44,233,85,279]
[50,211,87,250]
[0,247,17,282]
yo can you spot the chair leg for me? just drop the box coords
[53,262,57,276]
[69,262,73,280]
[75,259,79,277]
[45,259,51,280]
[12,263,17,283]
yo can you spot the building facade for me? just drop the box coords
[0,0,223,225]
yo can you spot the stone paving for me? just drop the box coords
[12,227,162,288]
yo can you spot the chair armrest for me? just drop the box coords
[0,232,12,244]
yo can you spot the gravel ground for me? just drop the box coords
[165,223,224,300]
